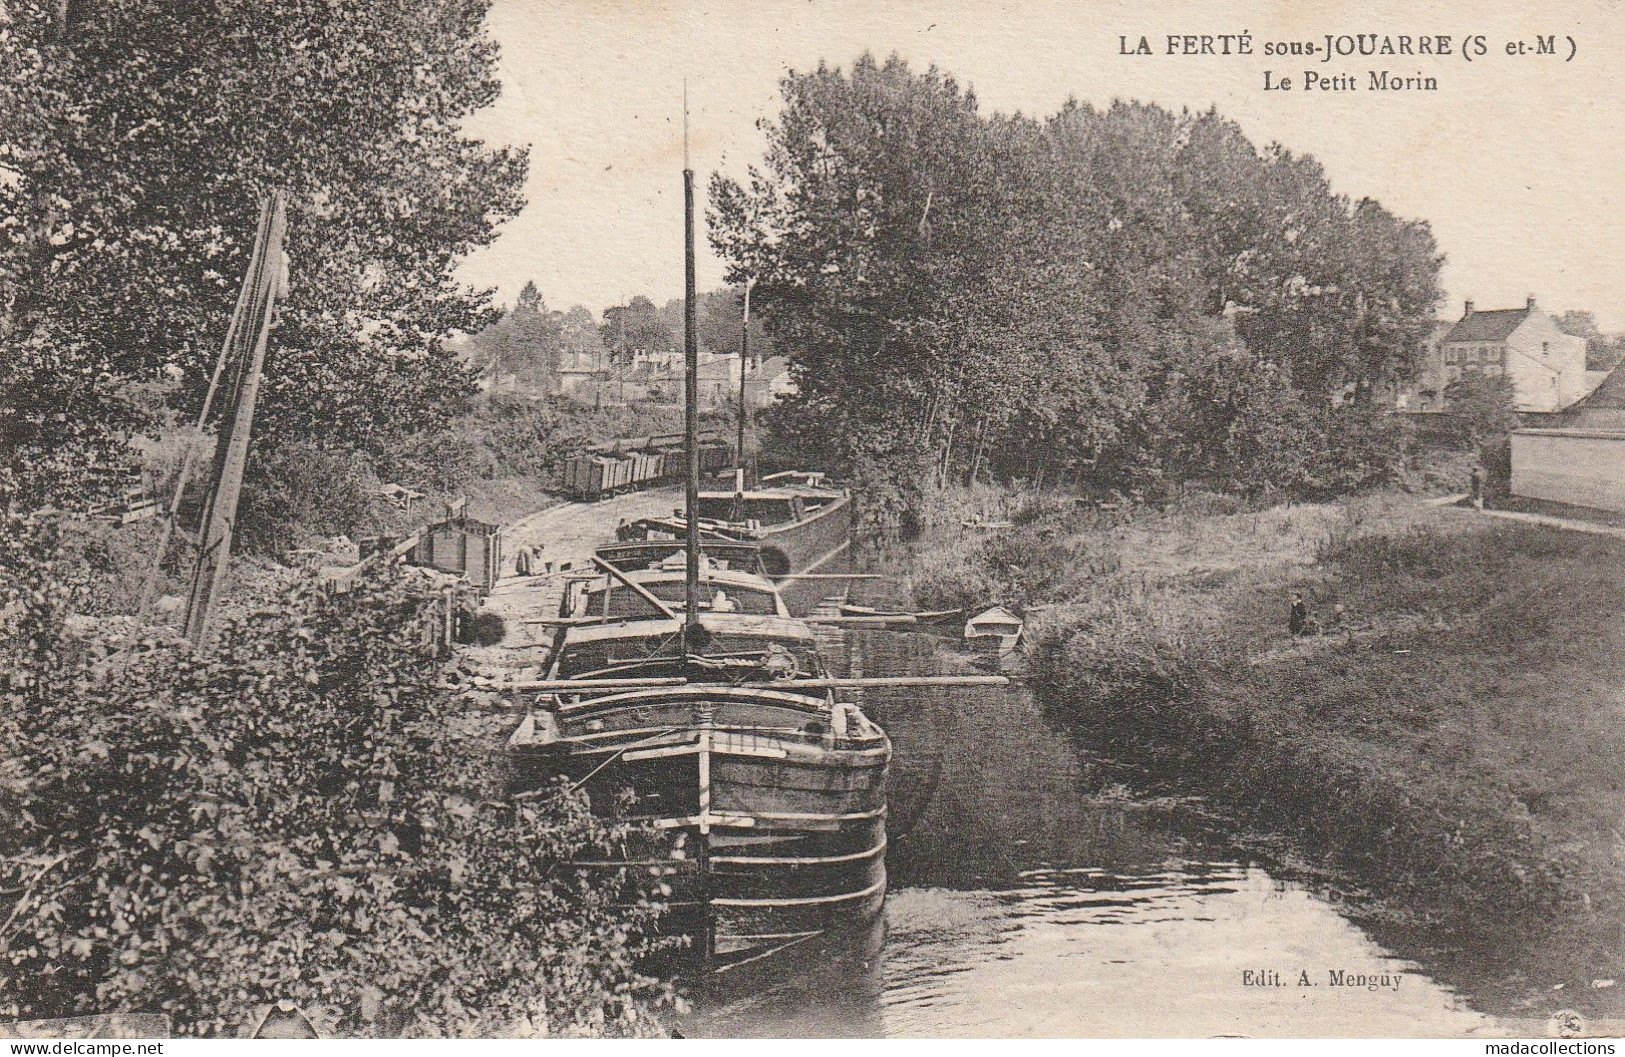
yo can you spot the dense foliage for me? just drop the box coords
[0,0,526,512]
[1442,371,1519,448]
[0,516,672,1036]
[711,55,1444,513]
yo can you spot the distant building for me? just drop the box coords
[634,353,795,409]
[1432,297,1589,412]
[744,355,794,407]
[556,346,604,399]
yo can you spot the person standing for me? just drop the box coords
[1289,592,1308,637]
[1469,465,1484,510]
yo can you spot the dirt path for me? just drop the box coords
[459,486,683,681]
[497,485,678,572]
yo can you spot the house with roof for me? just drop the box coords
[640,353,795,409]
[556,346,605,399]
[743,355,794,407]
[1429,297,1589,412]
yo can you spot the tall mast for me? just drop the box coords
[736,280,750,475]
[683,84,702,653]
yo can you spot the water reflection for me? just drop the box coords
[684,624,1497,1038]
[881,866,1494,1038]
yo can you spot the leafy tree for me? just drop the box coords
[710,54,1018,489]
[713,55,1442,514]
[0,516,674,1036]
[0,0,526,513]
[1555,310,1625,372]
[464,282,564,392]
[558,305,606,368]
[692,288,763,362]
[599,297,674,367]
[1555,310,1601,340]
[1444,370,1520,447]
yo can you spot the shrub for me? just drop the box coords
[0,517,673,1036]
[237,441,385,555]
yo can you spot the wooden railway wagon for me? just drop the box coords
[560,429,730,500]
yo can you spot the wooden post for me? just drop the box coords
[682,90,702,656]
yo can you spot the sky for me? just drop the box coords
[457,0,1625,328]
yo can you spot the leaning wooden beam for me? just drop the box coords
[513,677,689,691]
[737,675,1008,689]
[592,555,679,620]
[510,674,1008,692]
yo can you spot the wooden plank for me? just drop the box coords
[592,554,679,619]
[712,876,886,908]
[509,674,1007,691]
[515,677,687,691]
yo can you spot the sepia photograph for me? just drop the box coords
[2,0,1624,1043]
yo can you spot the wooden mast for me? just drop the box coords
[682,85,702,655]
[736,279,750,474]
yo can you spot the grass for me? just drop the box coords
[900,483,1625,1019]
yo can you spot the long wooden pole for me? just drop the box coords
[511,674,1010,692]
[736,280,749,468]
[682,90,701,656]
[590,554,679,620]
[136,201,270,619]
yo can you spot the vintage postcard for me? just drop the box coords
[2,0,1623,1043]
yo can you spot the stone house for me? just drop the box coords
[1433,297,1588,412]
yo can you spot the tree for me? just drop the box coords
[599,297,674,367]
[1555,310,1625,372]
[1444,370,1520,447]
[464,282,564,392]
[0,0,527,512]
[710,54,1017,487]
[712,56,1441,513]
[0,516,673,1036]
[558,305,606,368]
[1555,310,1601,340]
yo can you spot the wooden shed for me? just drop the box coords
[409,507,504,593]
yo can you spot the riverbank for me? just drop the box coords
[898,485,1625,1022]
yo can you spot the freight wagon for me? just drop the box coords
[560,429,731,500]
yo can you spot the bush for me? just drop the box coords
[0,517,673,1036]
[237,441,386,555]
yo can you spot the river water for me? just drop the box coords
[690,626,1500,1038]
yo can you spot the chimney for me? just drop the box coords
[1463,300,1475,317]
[1526,294,1537,312]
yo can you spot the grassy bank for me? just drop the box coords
[902,485,1625,1019]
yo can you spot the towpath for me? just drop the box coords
[499,485,683,575]
[460,485,683,680]
[1430,493,1625,539]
